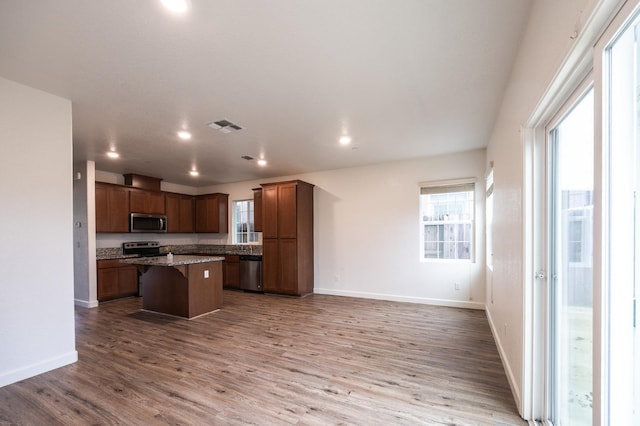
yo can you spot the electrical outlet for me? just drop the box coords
[454,282,460,291]
[204,270,209,278]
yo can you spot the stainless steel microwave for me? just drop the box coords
[130,213,167,233]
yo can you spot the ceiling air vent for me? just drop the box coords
[207,119,243,134]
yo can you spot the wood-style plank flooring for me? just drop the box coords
[0,291,525,425]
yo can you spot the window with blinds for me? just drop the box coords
[419,179,475,261]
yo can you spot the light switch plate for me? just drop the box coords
[204,270,209,278]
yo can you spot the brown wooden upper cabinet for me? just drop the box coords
[261,180,314,296]
[165,192,194,233]
[95,179,228,234]
[95,182,130,233]
[252,188,263,232]
[276,182,298,239]
[261,184,278,239]
[262,181,305,239]
[195,193,229,233]
[129,188,165,214]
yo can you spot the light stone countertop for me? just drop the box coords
[97,254,140,261]
[120,255,224,267]
[97,244,261,260]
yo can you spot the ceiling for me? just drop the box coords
[0,0,531,187]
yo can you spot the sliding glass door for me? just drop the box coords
[548,88,594,425]
[526,3,640,423]
[603,8,640,424]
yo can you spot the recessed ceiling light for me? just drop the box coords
[257,159,267,167]
[107,151,119,159]
[177,130,192,140]
[161,0,190,13]
[189,170,199,177]
[339,135,352,145]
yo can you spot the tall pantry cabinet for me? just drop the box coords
[261,180,314,296]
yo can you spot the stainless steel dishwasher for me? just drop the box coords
[239,254,263,291]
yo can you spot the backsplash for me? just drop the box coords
[95,233,197,249]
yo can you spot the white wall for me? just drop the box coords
[0,76,77,387]
[485,0,603,412]
[206,149,487,308]
[73,160,97,307]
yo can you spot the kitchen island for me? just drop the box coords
[121,255,224,319]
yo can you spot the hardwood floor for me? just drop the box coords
[0,291,525,425]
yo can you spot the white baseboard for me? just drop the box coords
[313,287,485,310]
[0,351,78,388]
[486,308,522,414]
[74,298,98,308]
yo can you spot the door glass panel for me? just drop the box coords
[549,88,594,425]
[606,10,640,424]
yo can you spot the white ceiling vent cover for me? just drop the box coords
[207,119,243,134]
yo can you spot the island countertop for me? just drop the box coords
[120,255,224,267]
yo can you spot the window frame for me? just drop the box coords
[486,168,494,270]
[419,178,476,263]
[232,199,259,245]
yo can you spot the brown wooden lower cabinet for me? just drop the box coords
[263,239,279,293]
[223,255,240,289]
[97,259,139,302]
[140,261,222,319]
[277,239,299,295]
[263,238,308,296]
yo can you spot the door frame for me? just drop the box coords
[544,82,596,424]
[521,1,639,423]
[522,76,594,423]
